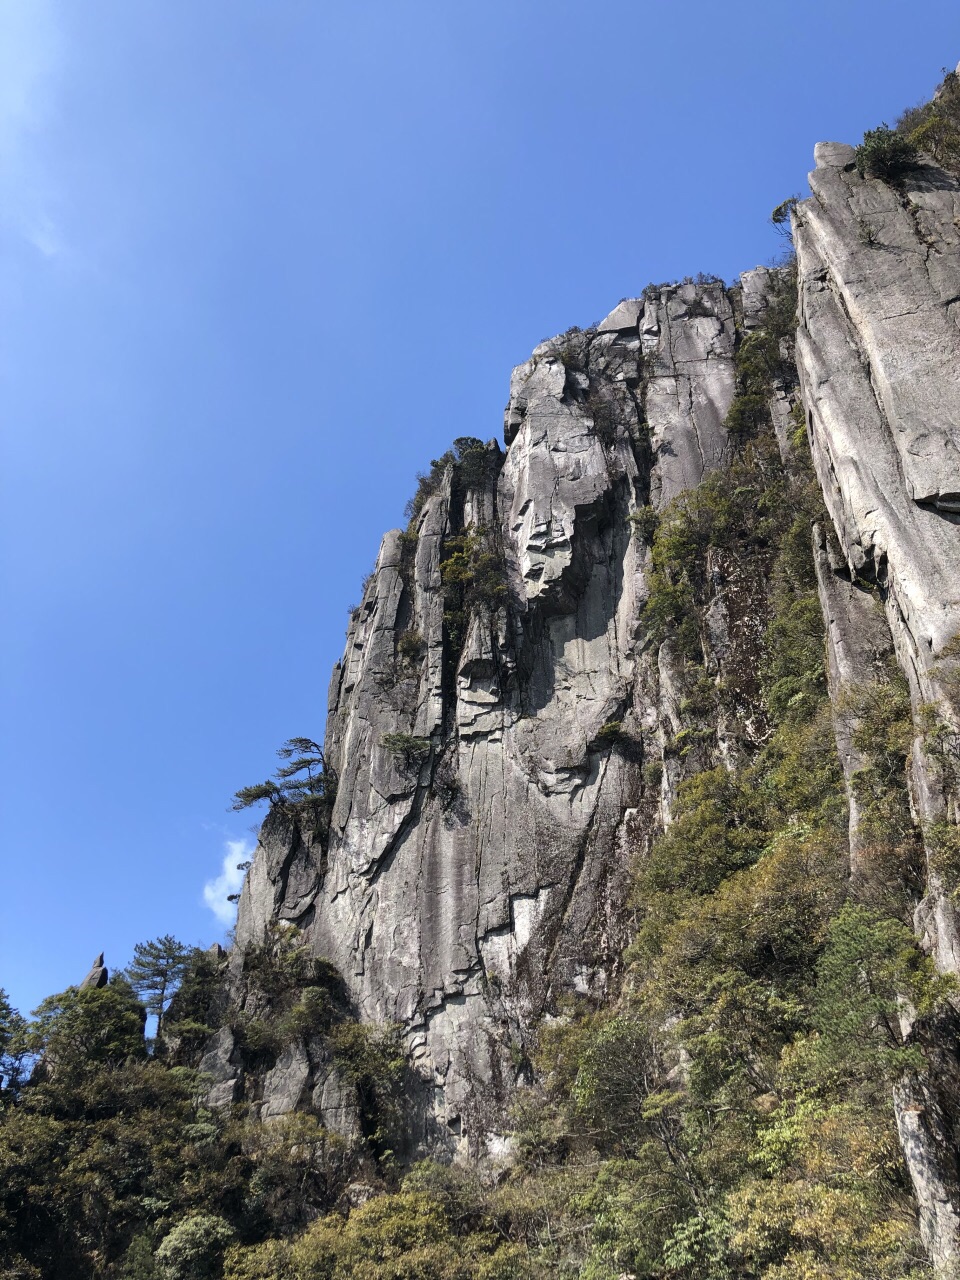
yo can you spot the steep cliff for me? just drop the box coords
[217,115,960,1280]
[796,137,960,1274]
[235,275,750,1148]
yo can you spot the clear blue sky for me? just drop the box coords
[2,0,958,1016]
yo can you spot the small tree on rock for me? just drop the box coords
[232,737,335,817]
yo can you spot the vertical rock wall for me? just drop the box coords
[795,141,960,1273]
[235,279,741,1150]
[229,137,960,1272]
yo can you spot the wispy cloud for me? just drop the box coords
[0,0,65,258]
[203,838,254,928]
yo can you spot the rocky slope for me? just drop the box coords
[225,139,960,1272]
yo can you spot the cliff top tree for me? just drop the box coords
[232,737,336,817]
[123,935,192,1033]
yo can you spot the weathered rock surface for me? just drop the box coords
[235,279,743,1151]
[78,953,108,990]
[796,144,960,1275]
[224,144,960,1269]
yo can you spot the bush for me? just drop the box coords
[439,527,508,652]
[397,629,425,665]
[452,437,499,491]
[380,732,431,771]
[593,721,643,761]
[155,1214,235,1280]
[404,452,456,523]
[855,125,918,181]
[770,195,800,235]
[627,505,659,543]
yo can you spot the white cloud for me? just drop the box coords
[203,838,254,928]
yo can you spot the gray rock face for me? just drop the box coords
[198,1025,241,1108]
[235,279,742,1151]
[796,145,960,1275]
[812,524,894,869]
[78,953,108,990]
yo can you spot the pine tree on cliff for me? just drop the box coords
[232,737,335,814]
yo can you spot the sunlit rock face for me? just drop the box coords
[221,135,960,1278]
[235,277,746,1151]
[796,145,960,1274]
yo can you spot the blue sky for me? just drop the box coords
[2,0,958,1017]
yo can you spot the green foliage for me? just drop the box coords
[164,950,225,1052]
[592,721,642,760]
[0,1055,245,1280]
[452,437,499,491]
[155,1214,235,1280]
[232,738,336,825]
[770,195,800,235]
[855,124,918,180]
[329,1022,408,1164]
[404,452,456,523]
[242,924,343,1013]
[125,936,193,1032]
[439,526,508,652]
[224,1187,527,1280]
[926,819,960,899]
[380,732,432,771]
[0,990,28,1099]
[119,1234,162,1279]
[28,979,147,1076]
[813,903,956,1082]
[627,504,659,543]
[397,629,425,666]
[403,439,501,528]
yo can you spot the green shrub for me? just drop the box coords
[770,194,800,235]
[452,436,499,491]
[155,1214,235,1280]
[404,452,456,523]
[855,125,918,181]
[627,505,659,543]
[380,732,431,771]
[329,1023,408,1163]
[439,527,508,652]
[725,392,769,439]
[593,721,643,761]
[397,629,425,666]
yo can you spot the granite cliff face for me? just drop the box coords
[796,140,960,1273]
[234,276,750,1148]
[227,142,960,1272]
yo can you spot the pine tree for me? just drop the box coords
[232,737,335,814]
[123,936,192,1033]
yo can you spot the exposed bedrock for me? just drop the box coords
[796,144,960,1274]
[234,279,746,1151]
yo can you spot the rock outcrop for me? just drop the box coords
[796,142,960,1275]
[78,953,108,991]
[224,136,960,1275]
[235,278,747,1148]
